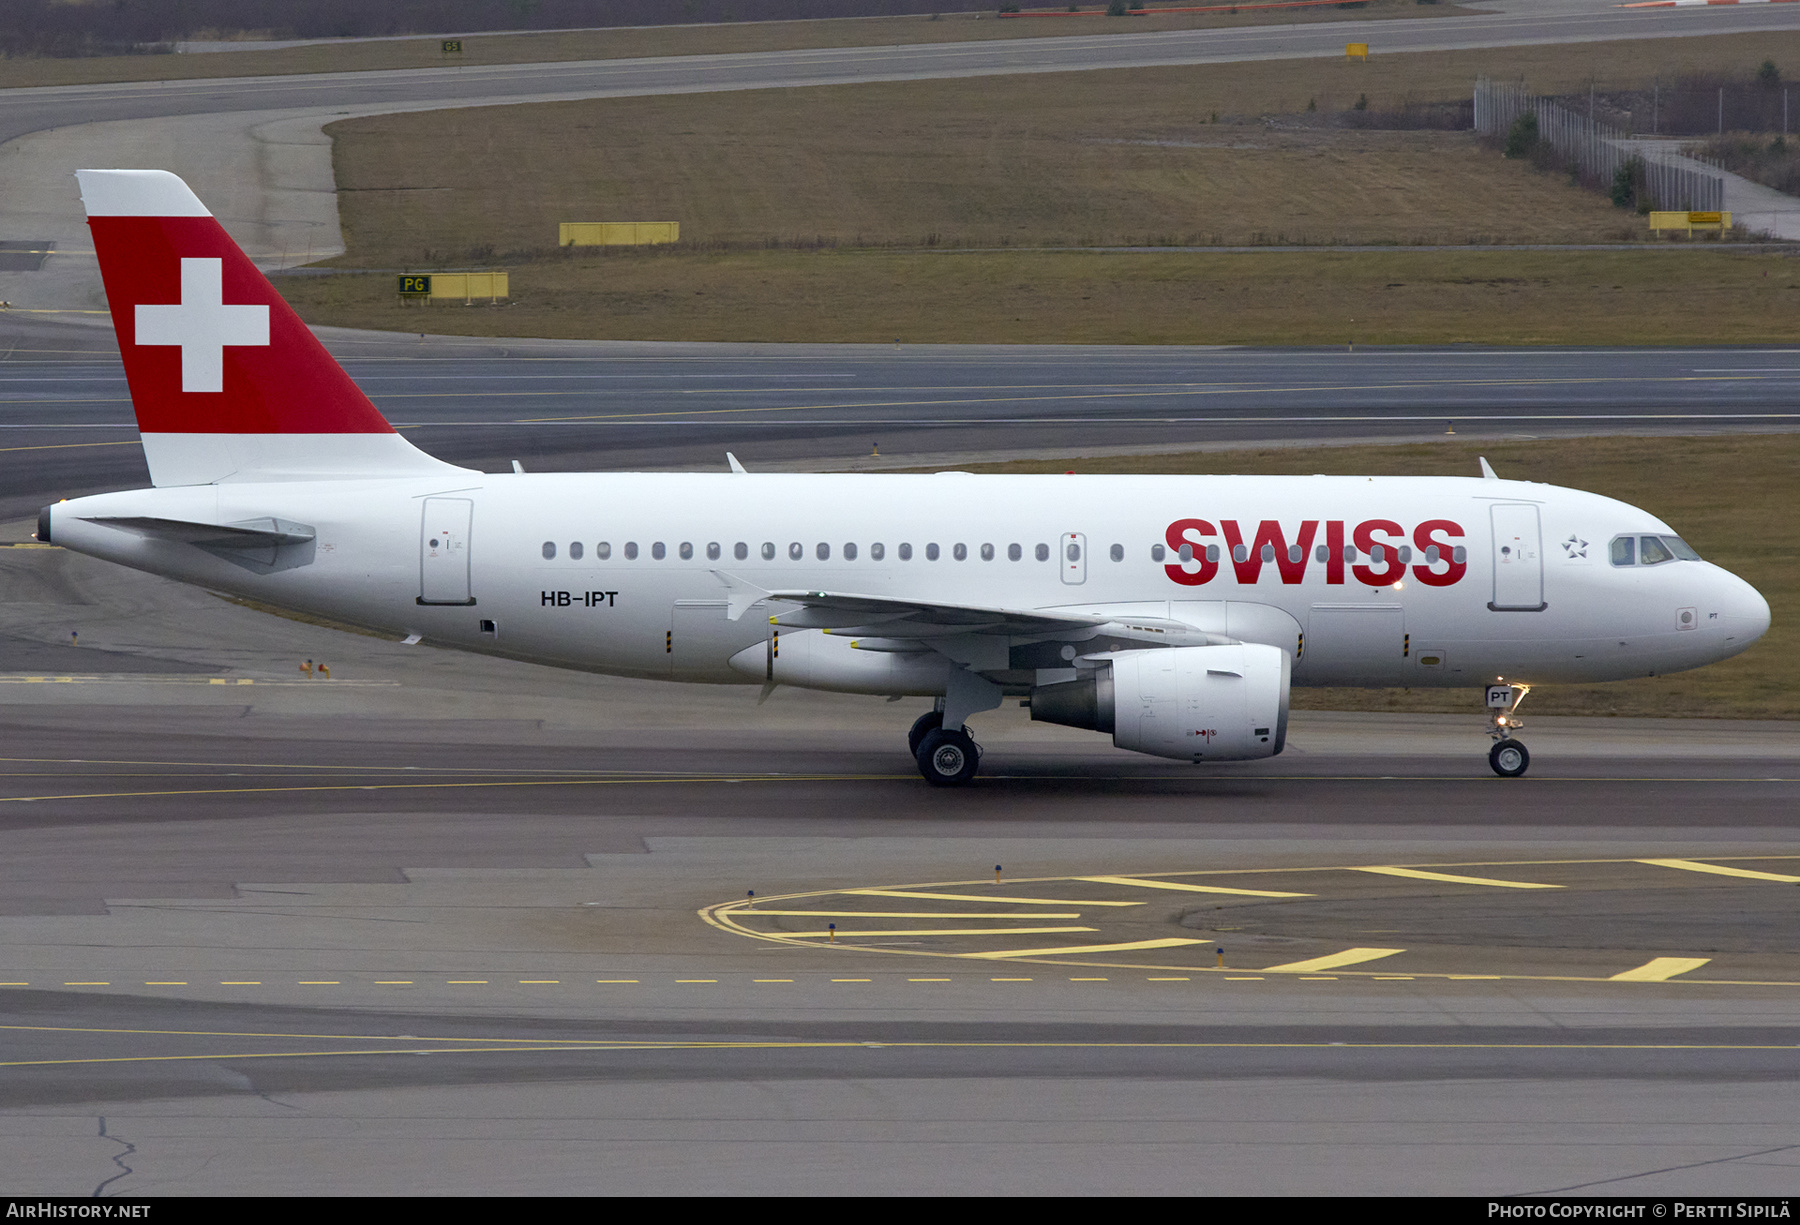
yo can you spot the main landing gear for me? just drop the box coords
[910,709,981,787]
[1485,682,1532,778]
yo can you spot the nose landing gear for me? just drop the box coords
[1486,682,1532,777]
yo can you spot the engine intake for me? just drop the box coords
[1030,643,1289,762]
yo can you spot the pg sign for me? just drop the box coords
[398,275,432,296]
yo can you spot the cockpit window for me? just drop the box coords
[1611,534,1701,566]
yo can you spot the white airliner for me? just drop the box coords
[36,170,1771,784]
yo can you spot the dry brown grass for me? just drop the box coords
[0,1,1464,90]
[280,246,1800,346]
[939,434,1799,719]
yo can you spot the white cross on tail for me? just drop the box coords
[135,257,269,393]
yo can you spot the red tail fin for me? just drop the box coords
[78,169,465,486]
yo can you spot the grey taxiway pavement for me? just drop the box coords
[3,315,1799,518]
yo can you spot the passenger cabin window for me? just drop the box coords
[1152,544,1166,562]
[952,544,966,561]
[707,542,721,561]
[899,543,913,560]
[541,541,556,560]
[817,542,830,560]
[597,542,611,560]
[652,542,666,560]
[762,542,776,560]
[1035,543,1050,562]
[926,543,941,561]
[871,543,885,560]
[845,543,858,560]
[1009,543,1022,561]
[569,541,583,560]
[734,542,748,561]
[980,543,995,561]
[625,542,639,560]
[789,542,803,561]
[679,542,693,560]
[1110,544,1124,562]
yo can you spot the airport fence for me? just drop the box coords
[1474,78,1725,212]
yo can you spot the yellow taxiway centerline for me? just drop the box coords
[962,937,1206,960]
[844,889,1140,906]
[1636,858,1800,884]
[1610,957,1713,982]
[1352,866,1560,889]
[1075,875,1310,897]
[786,926,1097,939]
[1261,948,1407,973]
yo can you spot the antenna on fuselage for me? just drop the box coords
[1478,457,1499,480]
[727,452,748,474]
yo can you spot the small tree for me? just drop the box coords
[1503,111,1539,159]
[1758,60,1781,86]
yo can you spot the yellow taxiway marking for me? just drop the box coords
[832,978,873,983]
[676,979,718,983]
[962,937,1205,960]
[1225,976,1265,981]
[1076,874,1309,898]
[446,980,488,985]
[596,979,639,983]
[753,979,794,983]
[1637,858,1800,884]
[1299,976,1339,981]
[1373,976,1416,981]
[990,977,1033,982]
[374,981,413,985]
[844,889,1141,907]
[1262,948,1406,973]
[518,980,561,984]
[219,980,261,985]
[1352,866,1560,889]
[1147,976,1191,981]
[297,981,340,985]
[143,981,187,986]
[1610,957,1713,982]
[786,926,1096,939]
[908,978,951,982]
[62,982,108,986]
[1070,977,1109,981]
[738,910,1083,919]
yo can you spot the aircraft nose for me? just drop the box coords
[1713,568,1771,648]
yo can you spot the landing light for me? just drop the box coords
[1391,581,1404,591]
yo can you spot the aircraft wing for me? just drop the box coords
[760,590,1111,638]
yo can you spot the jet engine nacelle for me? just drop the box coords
[1030,643,1290,762]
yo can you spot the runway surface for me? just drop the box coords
[0,535,1796,1193]
[2,315,1798,519]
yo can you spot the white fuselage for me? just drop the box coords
[48,470,1771,693]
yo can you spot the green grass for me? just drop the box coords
[942,434,1798,719]
[281,247,1800,346]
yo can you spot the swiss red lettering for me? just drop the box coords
[1352,519,1406,586]
[1162,518,1219,586]
[1220,520,1318,585]
[1324,520,1346,585]
[1411,519,1466,588]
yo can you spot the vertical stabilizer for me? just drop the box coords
[78,169,469,486]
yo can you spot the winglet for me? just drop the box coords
[1478,456,1499,480]
[726,452,748,474]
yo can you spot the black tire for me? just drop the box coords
[1489,740,1530,778]
[917,727,980,787]
[907,709,944,756]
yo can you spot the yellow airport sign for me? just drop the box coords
[1346,42,1369,60]
[559,221,681,247]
